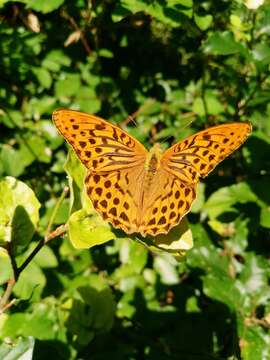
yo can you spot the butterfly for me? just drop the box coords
[53,109,252,237]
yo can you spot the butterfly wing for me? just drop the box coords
[85,166,145,235]
[136,168,196,236]
[53,109,147,172]
[53,109,148,235]
[138,122,252,236]
[161,122,252,183]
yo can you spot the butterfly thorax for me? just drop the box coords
[143,143,162,190]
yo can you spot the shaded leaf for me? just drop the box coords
[0,177,40,252]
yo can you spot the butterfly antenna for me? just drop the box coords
[119,100,156,129]
[118,114,138,129]
[158,115,196,146]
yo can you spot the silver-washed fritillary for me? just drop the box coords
[53,109,252,237]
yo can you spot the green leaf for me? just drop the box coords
[39,120,63,150]
[33,67,52,89]
[194,14,213,30]
[25,244,58,268]
[25,96,56,117]
[78,286,116,331]
[99,49,114,58]
[68,208,115,249]
[260,206,270,228]
[0,145,26,177]
[191,183,205,213]
[0,336,35,360]
[1,301,60,340]
[13,261,46,300]
[113,0,192,25]
[66,283,116,345]
[205,182,259,219]
[239,252,269,301]
[204,31,246,55]
[0,177,40,252]
[229,217,249,252]
[139,218,193,257]
[19,135,52,164]
[0,0,10,7]
[55,74,81,98]
[252,43,270,64]
[207,219,233,236]
[0,110,23,129]
[64,150,85,192]
[74,86,101,114]
[0,247,12,285]
[119,239,148,274]
[188,242,229,275]
[24,0,65,13]
[65,298,95,345]
[192,95,224,115]
[42,50,71,71]
[64,150,86,214]
[203,273,246,311]
[153,253,179,285]
[240,326,270,360]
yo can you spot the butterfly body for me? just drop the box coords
[143,144,162,190]
[53,109,252,237]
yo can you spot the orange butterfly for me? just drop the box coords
[53,109,252,237]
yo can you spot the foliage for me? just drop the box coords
[0,0,270,359]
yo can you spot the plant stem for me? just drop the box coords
[0,278,16,313]
[18,224,68,276]
[202,61,209,123]
[45,186,69,240]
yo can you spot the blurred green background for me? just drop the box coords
[1,0,270,359]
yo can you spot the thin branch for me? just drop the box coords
[19,186,69,275]
[18,224,68,276]
[0,299,16,314]
[248,12,256,49]
[201,63,209,123]
[45,186,69,240]
[237,73,269,116]
[61,10,92,56]
[6,242,18,280]
[0,278,16,313]
[244,316,270,330]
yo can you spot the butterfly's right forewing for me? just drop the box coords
[53,109,147,172]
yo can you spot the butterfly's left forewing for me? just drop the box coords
[161,122,252,183]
